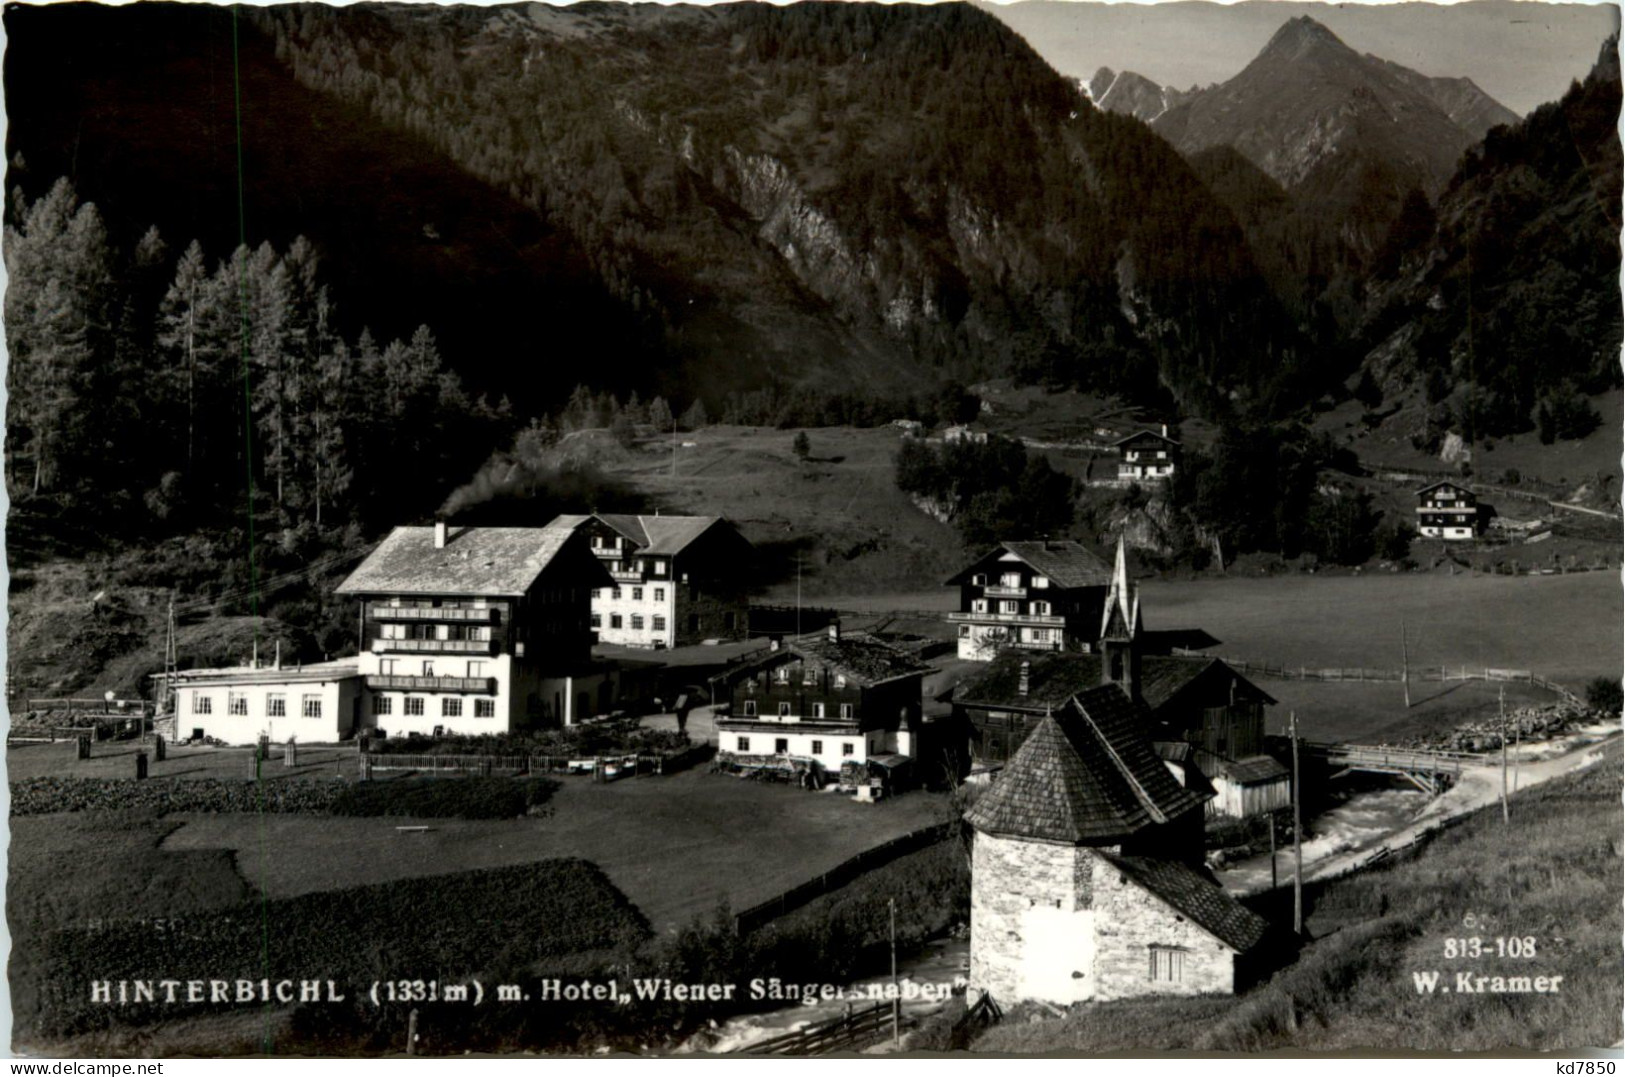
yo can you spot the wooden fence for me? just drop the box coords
[743,1001,900,1055]
[734,821,956,935]
[1170,653,1574,691]
[360,742,715,780]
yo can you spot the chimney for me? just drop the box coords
[1018,660,1031,698]
[274,640,282,671]
[434,520,448,549]
[828,622,841,643]
[1161,423,1168,438]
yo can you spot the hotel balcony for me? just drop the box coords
[948,611,1065,627]
[372,638,497,656]
[368,604,499,624]
[365,675,497,693]
[982,585,1027,598]
[608,568,644,583]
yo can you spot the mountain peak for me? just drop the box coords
[1259,16,1354,63]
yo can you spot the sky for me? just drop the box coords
[980,0,1621,116]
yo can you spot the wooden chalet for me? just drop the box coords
[709,624,930,782]
[1415,481,1482,540]
[1115,427,1181,483]
[944,540,1114,660]
[949,540,1287,819]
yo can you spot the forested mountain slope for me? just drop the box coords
[256,1,1306,415]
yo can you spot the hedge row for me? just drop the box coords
[29,858,650,1040]
[367,720,690,758]
[10,776,561,820]
[9,777,345,816]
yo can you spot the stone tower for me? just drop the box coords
[963,689,1268,1009]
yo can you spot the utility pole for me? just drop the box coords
[1400,617,1411,709]
[1269,814,1278,892]
[1290,710,1303,936]
[1500,685,1509,824]
[889,897,900,1046]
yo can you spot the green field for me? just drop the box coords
[976,740,1623,1053]
[1137,571,1622,684]
[157,769,947,933]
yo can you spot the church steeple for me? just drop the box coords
[1100,537,1141,700]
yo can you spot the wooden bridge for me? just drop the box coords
[1305,742,1485,795]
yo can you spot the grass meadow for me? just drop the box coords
[975,739,1623,1053]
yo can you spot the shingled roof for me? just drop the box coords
[714,632,931,690]
[945,541,1112,589]
[336,526,602,598]
[955,653,1276,713]
[1215,755,1291,785]
[1097,851,1271,953]
[963,688,1208,844]
[548,513,730,557]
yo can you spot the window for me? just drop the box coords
[652,560,666,577]
[636,560,646,574]
[959,626,970,639]
[972,573,987,586]
[813,703,826,719]
[842,743,855,756]
[811,740,824,755]
[1001,600,1018,614]
[404,697,425,717]
[775,667,791,683]
[1032,576,1050,589]
[654,588,665,602]
[611,587,622,600]
[373,696,393,716]
[1000,572,1021,588]
[592,588,601,599]
[467,661,485,678]
[631,615,645,630]
[803,664,817,685]
[835,674,847,689]
[1032,601,1050,616]
[737,737,751,752]
[421,660,435,677]
[743,700,757,716]
[1149,946,1186,983]
[775,738,789,753]
[228,692,247,716]
[267,694,286,718]
[778,702,792,717]
[475,699,496,718]
[652,615,667,632]
[193,694,213,715]
[591,613,602,629]
[302,695,322,719]
[1032,629,1049,643]
[840,704,854,719]
[632,587,643,601]
[611,614,624,629]
[443,698,463,718]
[379,659,398,676]
[972,599,988,614]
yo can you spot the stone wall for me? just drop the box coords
[1088,852,1236,1000]
[969,831,1096,1005]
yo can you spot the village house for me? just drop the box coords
[164,658,364,745]
[945,540,1115,660]
[949,540,1288,818]
[709,624,930,780]
[334,522,616,734]
[1115,426,1181,483]
[1415,480,1483,540]
[546,513,754,649]
[964,695,1272,1007]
